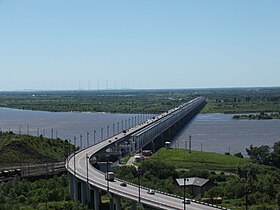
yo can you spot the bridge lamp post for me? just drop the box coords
[86,154,89,183]
[93,130,96,145]
[138,167,143,203]
[86,132,89,148]
[106,156,109,192]
[101,128,103,141]
[113,123,115,135]
[184,178,186,210]
[184,178,190,210]
[74,136,77,175]
[117,122,120,133]
[80,135,83,149]
[107,125,109,138]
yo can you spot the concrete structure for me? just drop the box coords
[66,97,227,210]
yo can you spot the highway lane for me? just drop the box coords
[66,97,219,210]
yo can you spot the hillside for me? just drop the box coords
[0,132,75,164]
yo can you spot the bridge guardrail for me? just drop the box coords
[114,177,230,210]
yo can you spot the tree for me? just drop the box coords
[270,141,280,168]
[276,192,280,210]
[246,145,270,165]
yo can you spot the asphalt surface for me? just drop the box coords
[66,98,219,210]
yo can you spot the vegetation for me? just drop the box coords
[1,87,280,114]
[233,112,280,120]
[113,147,280,210]
[0,175,84,210]
[151,148,250,172]
[246,141,280,168]
[0,131,75,164]
[0,90,193,114]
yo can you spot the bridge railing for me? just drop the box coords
[114,176,230,210]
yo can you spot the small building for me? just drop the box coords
[174,177,214,197]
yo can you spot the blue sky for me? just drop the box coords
[0,0,279,90]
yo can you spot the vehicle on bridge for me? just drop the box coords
[105,172,115,181]
[182,198,191,204]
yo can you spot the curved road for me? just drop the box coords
[66,99,221,210]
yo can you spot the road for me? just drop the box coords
[66,97,222,210]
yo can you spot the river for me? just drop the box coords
[172,113,280,155]
[0,108,148,147]
[0,108,279,155]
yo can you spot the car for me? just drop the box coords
[182,199,191,204]
[120,182,127,187]
[108,140,111,143]
[147,189,155,195]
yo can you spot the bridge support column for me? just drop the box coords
[114,197,121,210]
[69,174,80,201]
[93,187,100,210]
[81,181,90,205]
[109,197,114,210]
[131,200,137,210]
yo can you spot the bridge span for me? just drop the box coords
[66,97,225,210]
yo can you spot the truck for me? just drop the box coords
[105,172,115,181]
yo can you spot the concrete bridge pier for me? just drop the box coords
[131,200,137,210]
[81,181,89,205]
[114,196,121,210]
[69,174,81,202]
[92,187,100,210]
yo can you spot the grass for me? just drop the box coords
[0,132,75,164]
[151,148,251,172]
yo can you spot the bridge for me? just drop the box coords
[66,97,225,210]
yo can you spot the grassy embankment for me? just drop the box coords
[151,148,251,172]
[0,132,75,165]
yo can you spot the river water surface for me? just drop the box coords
[173,113,280,155]
[0,108,279,155]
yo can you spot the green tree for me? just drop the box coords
[246,145,270,165]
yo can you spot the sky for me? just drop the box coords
[0,0,279,90]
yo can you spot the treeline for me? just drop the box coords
[0,90,192,114]
[233,112,280,120]
[1,87,280,114]
[0,175,84,210]
[246,140,280,167]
